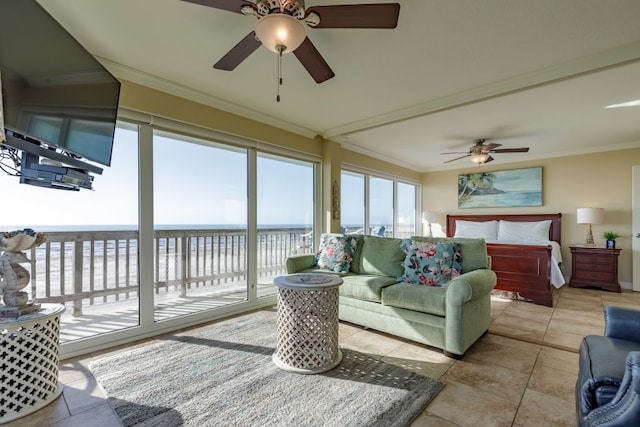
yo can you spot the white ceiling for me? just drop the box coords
[37,0,640,172]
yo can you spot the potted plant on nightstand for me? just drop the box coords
[603,231,621,249]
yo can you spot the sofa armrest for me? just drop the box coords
[446,269,497,305]
[285,254,316,274]
[605,306,640,342]
[581,351,640,427]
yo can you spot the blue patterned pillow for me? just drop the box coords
[399,240,462,286]
[314,234,359,273]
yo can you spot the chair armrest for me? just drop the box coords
[605,306,640,342]
[285,254,316,274]
[581,351,640,427]
[446,269,497,305]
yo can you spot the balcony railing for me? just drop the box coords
[24,227,313,316]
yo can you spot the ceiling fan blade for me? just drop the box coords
[293,37,335,83]
[483,156,495,163]
[306,4,400,29]
[444,155,471,164]
[483,143,502,151]
[440,151,470,155]
[492,147,530,153]
[213,31,261,71]
[180,0,254,14]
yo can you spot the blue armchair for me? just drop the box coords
[576,306,640,426]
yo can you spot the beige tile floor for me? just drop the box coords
[5,286,640,427]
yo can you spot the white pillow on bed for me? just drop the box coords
[497,220,552,242]
[454,220,498,240]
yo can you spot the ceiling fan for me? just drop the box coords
[441,139,530,164]
[181,0,400,86]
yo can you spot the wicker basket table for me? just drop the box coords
[0,304,65,423]
[272,273,343,374]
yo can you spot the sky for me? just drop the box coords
[1,124,414,231]
[0,125,315,229]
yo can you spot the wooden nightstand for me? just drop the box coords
[569,245,621,292]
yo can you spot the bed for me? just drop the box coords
[446,213,563,307]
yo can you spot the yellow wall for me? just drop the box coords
[423,148,640,285]
[119,81,321,155]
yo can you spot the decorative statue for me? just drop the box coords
[0,228,46,317]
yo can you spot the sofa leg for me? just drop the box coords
[444,350,463,360]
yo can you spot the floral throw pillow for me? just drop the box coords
[314,234,359,273]
[399,240,462,286]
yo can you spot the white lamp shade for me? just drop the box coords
[577,207,604,224]
[254,14,306,53]
[422,211,438,223]
[470,153,489,164]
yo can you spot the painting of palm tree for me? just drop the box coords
[458,167,542,208]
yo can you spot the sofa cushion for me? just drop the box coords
[410,237,487,273]
[339,274,398,302]
[381,282,447,317]
[314,234,359,274]
[399,240,462,286]
[357,235,405,277]
[347,234,365,274]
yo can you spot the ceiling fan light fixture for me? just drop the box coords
[254,14,306,54]
[470,153,489,164]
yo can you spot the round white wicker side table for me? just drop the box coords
[0,304,66,423]
[272,273,343,374]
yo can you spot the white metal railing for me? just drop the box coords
[25,227,313,316]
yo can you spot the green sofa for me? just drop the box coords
[285,234,497,358]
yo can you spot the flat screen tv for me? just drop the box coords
[0,0,120,167]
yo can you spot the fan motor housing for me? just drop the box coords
[256,0,305,18]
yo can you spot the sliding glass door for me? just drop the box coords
[15,119,321,357]
[256,153,315,297]
[152,130,248,321]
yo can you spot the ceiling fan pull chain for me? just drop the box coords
[277,46,284,102]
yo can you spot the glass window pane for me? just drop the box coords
[153,131,248,320]
[397,182,417,238]
[369,177,393,236]
[257,154,314,297]
[341,171,365,234]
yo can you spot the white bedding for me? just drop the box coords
[484,239,565,288]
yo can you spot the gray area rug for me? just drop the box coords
[90,312,443,427]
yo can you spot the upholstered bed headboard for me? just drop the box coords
[446,213,562,244]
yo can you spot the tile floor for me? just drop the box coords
[6,286,640,427]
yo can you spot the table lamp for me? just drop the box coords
[577,207,604,245]
[422,211,438,237]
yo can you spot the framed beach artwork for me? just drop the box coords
[458,167,542,208]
